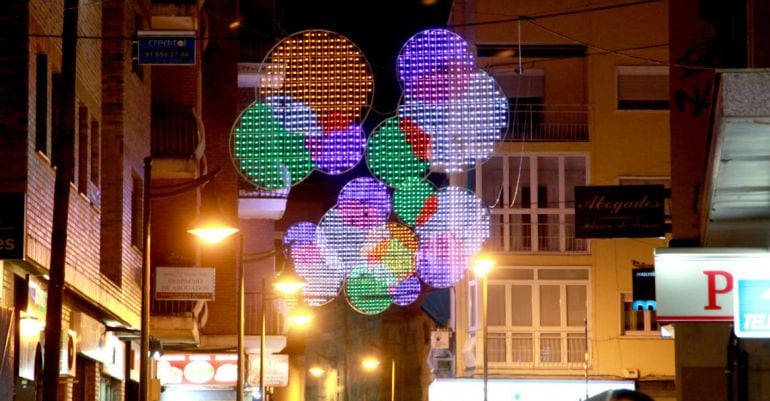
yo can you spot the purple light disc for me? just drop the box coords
[305,124,366,174]
[391,275,421,306]
[337,177,392,229]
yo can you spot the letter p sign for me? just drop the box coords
[703,270,733,310]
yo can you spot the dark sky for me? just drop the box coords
[266,0,454,214]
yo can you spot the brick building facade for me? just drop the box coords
[0,1,151,401]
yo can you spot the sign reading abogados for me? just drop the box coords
[0,192,24,259]
[574,185,665,238]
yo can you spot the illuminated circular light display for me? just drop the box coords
[385,29,507,173]
[284,222,345,306]
[336,177,391,229]
[366,117,431,188]
[274,29,501,314]
[393,178,438,227]
[231,30,374,189]
[346,266,392,315]
[415,187,490,288]
[391,275,421,306]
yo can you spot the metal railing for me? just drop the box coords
[486,221,588,253]
[505,104,589,142]
[487,331,587,368]
[151,105,200,158]
[151,299,198,315]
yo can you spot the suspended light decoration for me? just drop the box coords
[366,29,507,180]
[414,186,490,288]
[277,28,503,315]
[231,30,374,189]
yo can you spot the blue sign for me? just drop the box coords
[734,279,770,338]
[138,33,196,65]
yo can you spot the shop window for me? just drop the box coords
[617,66,669,110]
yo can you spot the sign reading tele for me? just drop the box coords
[734,278,770,338]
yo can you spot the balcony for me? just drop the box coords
[486,330,587,369]
[485,219,588,253]
[150,299,205,345]
[238,181,289,220]
[151,104,202,178]
[505,104,589,142]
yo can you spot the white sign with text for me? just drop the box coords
[654,248,770,322]
[156,267,216,301]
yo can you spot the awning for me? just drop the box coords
[429,378,635,401]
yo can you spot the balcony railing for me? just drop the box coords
[151,104,202,159]
[486,220,588,253]
[487,330,587,368]
[151,299,199,315]
[505,104,589,142]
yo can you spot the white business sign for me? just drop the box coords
[156,267,216,301]
[429,378,634,401]
[654,248,770,322]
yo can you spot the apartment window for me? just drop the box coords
[35,54,49,155]
[621,292,659,336]
[483,267,589,368]
[51,73,64,166]
[468,281,477,331]
[77,106,89,194]
[476,154,588,253]
[131,175,144,248]
[617,66,669,110]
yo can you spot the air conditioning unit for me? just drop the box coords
[60,330,77,377]
[621,368,640,379]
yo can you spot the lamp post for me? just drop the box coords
[140,158,238,401]
[473,256,495,401]
[236,250,311,401]
[361,356,395,401]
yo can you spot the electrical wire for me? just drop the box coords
[448,0,664,28]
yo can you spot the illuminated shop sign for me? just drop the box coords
[734,278,770,338]
[428,378,634,401]
[137,31,196,65]
[158,353,289,387]
[654,248,770,322]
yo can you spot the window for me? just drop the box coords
[35,54,48,155]
[621,292,659,336]
[90,120,100,186]
[131,175,144,249]
[51,73,63,166]
[482,267,590,368]
[476,154,588,253]
[468,281,477,331]
[77,106,89,194]
[617,66,669,110]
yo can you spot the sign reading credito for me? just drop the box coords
[574,185,665,238]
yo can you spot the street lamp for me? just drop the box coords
[361,356,395,401]
[244,263,310,401]
[140,158,238,401]
[473,255,495,401]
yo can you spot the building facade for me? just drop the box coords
[442,1,675,400]
[0,1,152,401]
